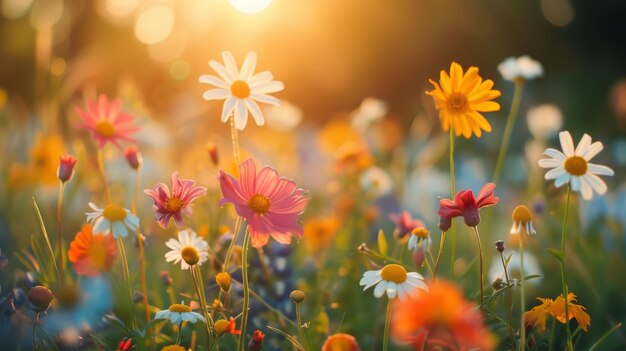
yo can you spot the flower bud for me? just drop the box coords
[248,330,265,351]
[123,146,142,169]
[495,240,505,253]
[289,290,305,304]
[116,337,133,351]
[438,216,451,232]
[160,271,173,286]
[206,143,219,165]
[58,155,77,183]
[28,285,54,312]
[412,249,425,267]
[215,272,231,293]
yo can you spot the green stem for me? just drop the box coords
[560,185,573,351]
[295,302,309,350]
[500,251,515,351]
[176,321,184,345]
[493,80,524,183]
[237,229,251,351]
[132,166,151,331]
[471,227,484,307]
[117,238,136,329]
[520,233,526,350]
[97,148,112,204]
[382,298,393,351]
[432,231,446,280]
[191,266,213,349]
[548,317,556,351]
[449,127,457,278]
[56,182,65,284]
[589,322,622,351]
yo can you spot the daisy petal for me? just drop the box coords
[559,131,575,157]
[587,163,614,176]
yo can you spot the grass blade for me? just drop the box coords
[32,197,60,281]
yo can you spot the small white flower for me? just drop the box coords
[85,203,139,239]
[155,303,206,324]
[264,100,302,132]
[351,97,387,131]
[510,205,536,236]
[359,264,427,301]
[538,131,614,200]
[407,227,431,252]
[199,51,284,130]
[359,166,393,198]
[527,104,563,140]
[498,56,543,82]
[164,229,209,270]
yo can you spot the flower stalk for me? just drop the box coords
[117,237,136,329]
[498,247,515,351]
[493,80,524,183]
[56,182,65,284]
[432,231,446,280]
[448,127,457,278]
[237,229,251,351]
[471,227,484,308]
[190,265,213,349]
[520,232,526,350]
[383,298,393,351]
[559,185,573,351]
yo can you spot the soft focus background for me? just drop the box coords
[1,0,626,350]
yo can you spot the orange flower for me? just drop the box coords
[68,224,117,277]
[426,62,501,139]
[391,280,496,351]
[524,293,591,332]
[304,217,339,252]
[321,333,361,351]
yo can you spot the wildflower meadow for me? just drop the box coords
[1,1,626,350]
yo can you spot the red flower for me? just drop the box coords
[116,337,133,351]
[248,330,265,351]
[144,172,207,229]
[58,154,77,183]
[389,211,424,238]
[123,146,142,169]
[438,183,499,227]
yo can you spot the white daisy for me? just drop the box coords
[351,97,387,131]
[538,131,614,200]
[510,205,536,236]
[359,264,428,301]
[527,104,563,141]
[85,202,139,239]
[164,229,209,270]
[498,55,543,82]
[359,166,393,198]
[407,227,432,252]
[154,303,206,324]
[199,51,284,131]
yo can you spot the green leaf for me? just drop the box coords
[267,325,305,351]
[32,197,60,281]
[377,229,388,256]
[547,248,563,262]
[504,252,514,268]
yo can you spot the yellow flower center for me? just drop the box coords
[511,205,532,223]
[181,246,200,266]
[380,264,407,284]
[102,204,127,222]
[95,121,116,137]
[447,93,468,113]
[411,227,430,239]
[168,303,192,313]
[166,197,183,213]
[248,193,271,215]
[564,156,587,176]
[231,80,251,99]
[87,240,108,270]
[215,272,231,292]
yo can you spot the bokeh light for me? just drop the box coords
[228,0,272,14]
[134,4,175,45]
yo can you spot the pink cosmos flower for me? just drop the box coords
[144,172,207,229]
[438,183,499,227]
[218,158,308,248]
[389,211,425,238]
[76,94,138,149]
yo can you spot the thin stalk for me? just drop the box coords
[548,317,556,351]
[560,185,573,350]
[191,266,213,349]
[131,166,151,328]
[230,115,242,167]
[295,302,309,350]
[237,229,251,351]
[493,80,524,183]
[432,231,447,279]
[56,182,65,284]
[500,251,515,351]
[176,321,184,345]
[32,312,39,351]
[448,127,457,278]
[471,227,484,308]
[117,238,136,329]
[96,149,111,204]
[382,298,393,351]
[520,234,526,350]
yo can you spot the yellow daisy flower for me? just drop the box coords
[426,62,501,138]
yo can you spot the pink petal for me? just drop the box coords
[239,158,257,198]
[217,170,247,206]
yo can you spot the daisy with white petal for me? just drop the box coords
[164,229,209,270]
[154,303,206,325]
[199,51,284,130]
[510,205,536,236]
[85,203,139,239]
[407,227,432,252]
[538,131,614,200]
[498,55,543,82]
[359,264,428,301]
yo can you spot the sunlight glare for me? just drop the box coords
[228,0,272,14]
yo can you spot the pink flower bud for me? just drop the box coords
[412,248,425,267]
[58,155,77,183]
[206,142,219,165]
[124,146,142,169]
